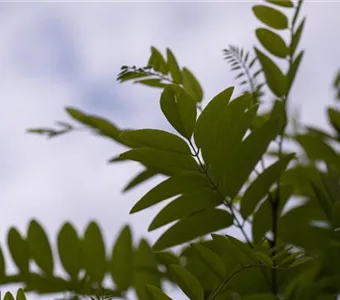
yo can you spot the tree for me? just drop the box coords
[2,0,340,299]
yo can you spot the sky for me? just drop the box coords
[0,1,339,299]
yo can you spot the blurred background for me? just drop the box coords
[0,1,339,298]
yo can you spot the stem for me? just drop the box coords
[188,140,253,247]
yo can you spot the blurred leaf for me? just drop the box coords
[130,172,208,213]
[110,225,133,291]
[287,51,304,95]
[256,28,287,58]
[266,0,293,7]
[4,293,14,300]
[182,67,204,102]
[7,228,30,274]
[255,48,286,97]
[82,222,107,282]
[149,47,169,75]
[166,48,182,84]
[120,147,199,175]
[169,264,204,300]
[135,79,167,88]
[160,84,197,139]
[145,285,173,300]
[134,240,161,300]
[57,222,83,280]
[290,257,314,268]
[153,209,233,250]
[332,201,340,229]
[240,154,294,218]
[290,18,306,56]
[148,188,221,231]
[327,108,340,135]
[191,243,226,279]
[120,129,191,154]
[253,5,288,30]
[123,169,157,192]
[0,246,5,278]
[27,220,54,276]
[154,251,180,266]
[16,289,27,300]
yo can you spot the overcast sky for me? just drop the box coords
[0,1,339,299]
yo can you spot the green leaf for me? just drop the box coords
[211,234,248,265]
[194,86,234,161]
[256,28,287,58]
[27,220,54,275]
[243,294,278,300]
[332,201,340,229]
[266,0,293,7]
[110,225,133,291]
[123,169,157,192]
[153,209,233,250]
[130,172,208,213]
[254,252,273,266]
[148,188,221,231]
[120,147,199,175]
[145,285,173,300]
[118,71,148,82]
[210,94,256,177]
[191,244,226,279]
[57,222,83,280]
[7,228,30,274]
[253,5,288,30]
[295,134,340,169]
[160,84,197,139]
[289,256,313,268]
[135,78,167,88]
[65,107,125,145]
[82,222,107,282]
[169,264,204,300]
[240,154,295,218]
[182,67,204,102]
[154,251,180,266]
[149,47,169,75]
[134,240,161,300]
[286,51,304,95]
[120,129,191,154]
[290,18,305,56]
[0,246,4,278]
[4,293,14,300]
[327,108,340,135]
[16,289,27,300]
[255,48,286,97]
[221,117,283,199]
[166,48,182,84]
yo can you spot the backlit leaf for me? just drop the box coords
[240,154,295,218]
[148,188,221,231]
[166,48,182,84]
[120,147,199,175]
[191,243,226,279]
[253,5,288,30]
[110,225,133,291]
[255,48,286,97]
[145,285,173,300]
[160,84,197,139]
[7,228,30,274]
[169,264,204,300]
[153,209,233,250]
[266,0,293,7]
[57,222,83,279]
[120,129,191,154]
[290,18,305,56]
[3,293,14,300]
[149,47,168,75]
[130,172,208,213]
[16,289,27,300]
[287,51,304,95]
[194,86,234,161]
[123,169,157,192]
[256,28,287,58]
[82,222,107,282]
[27,220,54,276]
[221,117,283,199]
[182,67,204,102]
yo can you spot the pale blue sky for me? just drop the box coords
[0,1,339,299]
